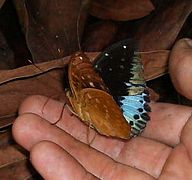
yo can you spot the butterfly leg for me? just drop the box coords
[51,102,66,125]
[85,122,97,146]
[41,96,51,115]
[65,104,78,117]
[40,96,67,125]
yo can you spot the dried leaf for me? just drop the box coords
[0,145,36,179]
[13,0,90,62]
[89,0,155,21]
[0,131,13,146]
[0,53,97,129]
[0,144,27,168]
[0,130,40,179]
[0,0,5,9]
[82,21,119,51]
[137,0,192,51]
[0,31,15,69]
[141,50,170,81]
[12,0,29,33]
[0,58,65,130]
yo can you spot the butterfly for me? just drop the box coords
[66,51,131,139]
[66,39,150,139]
[93,39,151,136]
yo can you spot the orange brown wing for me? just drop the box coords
[68,52,108,98]
[78,88,131,139]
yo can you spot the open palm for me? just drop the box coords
[12,94,192,180]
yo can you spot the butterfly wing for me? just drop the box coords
[79,88,131,139]
[94,39,151,136]
[68,52,108,98]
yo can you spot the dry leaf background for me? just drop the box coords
[0,0,192,178]
[0,0,5,9]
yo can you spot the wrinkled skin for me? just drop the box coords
[12,96,192,179]
[12,39,192,180]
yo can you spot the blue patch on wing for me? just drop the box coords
[119,92,150,136]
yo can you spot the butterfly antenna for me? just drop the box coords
[76,3,83,51]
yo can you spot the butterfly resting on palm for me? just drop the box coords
[66,39,150,139]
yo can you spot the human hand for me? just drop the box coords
[12,95,192,180]
[12,38,192,179]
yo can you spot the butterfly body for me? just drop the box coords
[67,52,131,139]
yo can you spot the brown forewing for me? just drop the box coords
[68,52,108,98]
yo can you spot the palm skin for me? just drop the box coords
[12,94,192,180]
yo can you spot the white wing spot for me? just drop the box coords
[95,98,100,103]
[105,112,110,119]
[100,85,105,90]
[81,76,85,80]
[105,53,109,56]
[57,48,61,53]
[103,105,107,109]
[120,65,124,69]
[89,82,95,87]
[125,82,132,87]
[87,93,92,99]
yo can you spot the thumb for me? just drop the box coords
[169,38,192,100]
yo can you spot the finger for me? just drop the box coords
[18,95,66,124]
[143,102,192,146]
[13,113,169,178]
[159,144,192,179]
[30,141,154,180]
[169,38,192,100]
[19,95,192,146]
[19,95,101,143]
[30,141,98,180]
[181,115,192,160]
